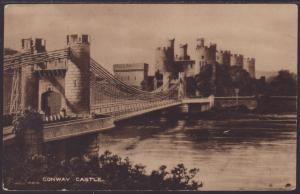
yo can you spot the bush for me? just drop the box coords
[3,150,202,190]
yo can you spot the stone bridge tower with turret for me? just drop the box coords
[14,34,91,118]
[65,34,91,115]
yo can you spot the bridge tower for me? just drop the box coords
[20,38,46,111]
[65,34,90,115]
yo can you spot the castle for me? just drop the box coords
[154,38,256,91]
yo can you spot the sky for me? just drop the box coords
[4,4,298,75]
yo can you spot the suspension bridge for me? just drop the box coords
[3,34,214,147]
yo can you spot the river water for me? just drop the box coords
[97,111,296,191]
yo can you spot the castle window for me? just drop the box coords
[202,56,204,59]
[74,80,77,87]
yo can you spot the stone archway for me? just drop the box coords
[41,90,61,116]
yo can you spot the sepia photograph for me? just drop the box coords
[2,3,298,191]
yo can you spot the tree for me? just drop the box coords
[185,77,197,97]
[267,70,297,96]
[229,66,255,96]
[3,150,203,190]
[194,64,214,97]
[215,64,232,96]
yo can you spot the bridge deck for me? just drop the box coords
[3,97,212,145]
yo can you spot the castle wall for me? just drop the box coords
[113,63,149,89]
[184,63,196,77]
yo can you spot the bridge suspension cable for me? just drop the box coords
[4,48,181,116]
[4,48,69,71]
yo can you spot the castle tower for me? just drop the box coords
[155,38,176,87]
[216,50,224,65]
[230,54,238,66]
[223,50,231,66]
[245,58,255,78]
[20,38,45,110]
[207,43,217,65]
[155,47,167,72]
[208,43,217,95]
[197,38,205,47]
[166,38,175,56]
[237,54,244,68]
[65,34,90,115]
[195,38,210,73]
[155,38,175,73]
[178,43,189,60]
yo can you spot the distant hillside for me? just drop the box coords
[4,48,20,56]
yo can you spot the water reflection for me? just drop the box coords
[98,111,296,191]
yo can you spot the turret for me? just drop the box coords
[20,38,46,110]
[196,38,205,47]
[216,50,224,65]
[245,57,255,78]
[178,43,189,60]
[65,34,90,115]
[223,50,231,66]
[195,38,210,73]
[208,43,217,65]
[237,54,244,68]
[155,38,175,74]
[21,38,46,53]
[230,54,238,66]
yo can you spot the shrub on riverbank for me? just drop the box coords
[3,150,202,190]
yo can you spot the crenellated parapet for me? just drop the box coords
[216,50,231,66]
[230,53,244,67]
[21,38,46,54]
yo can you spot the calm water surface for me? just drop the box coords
[98,111,296,191]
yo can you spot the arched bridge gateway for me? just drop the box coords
[3,34,214,146]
